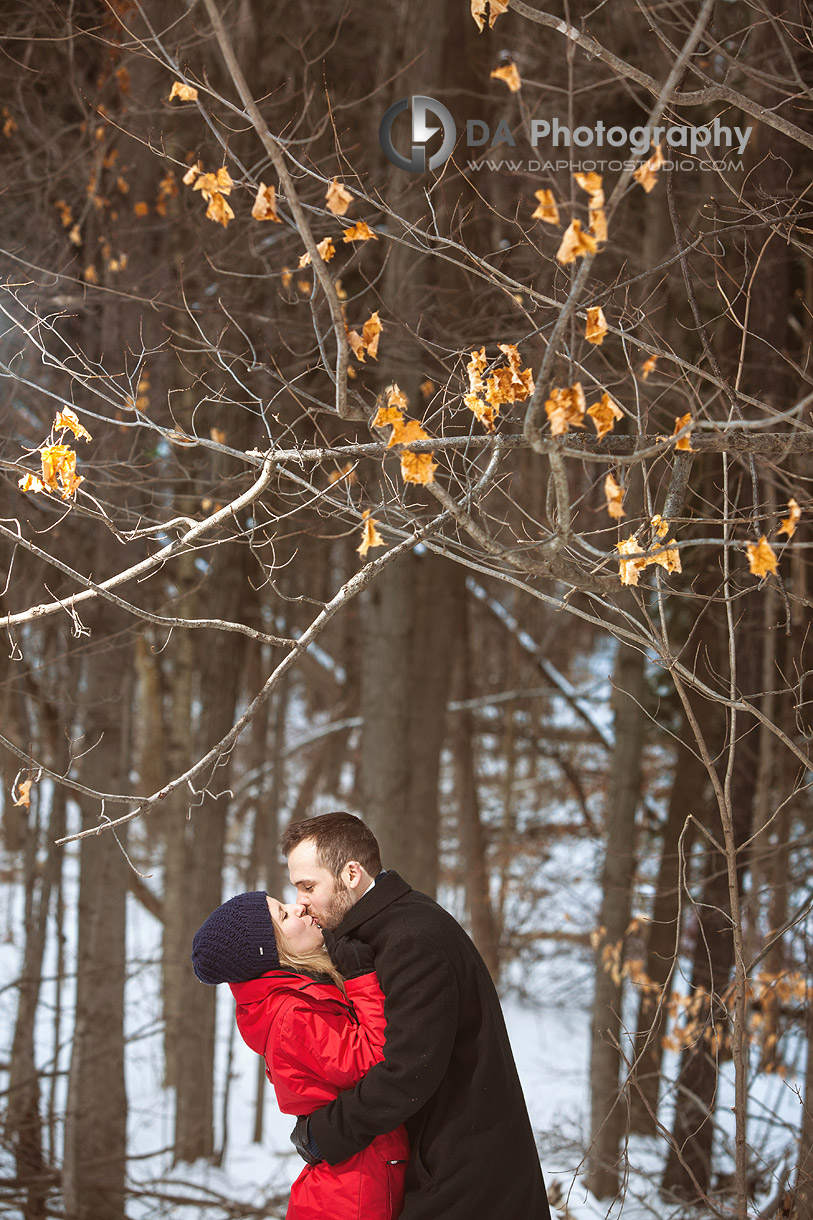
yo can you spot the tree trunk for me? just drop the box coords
[451,584,500,978]
[586,641,646,1199]
[173,539,248,1164]
[62,610,133,1220]
[629,720,706,1133]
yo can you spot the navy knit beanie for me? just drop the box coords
[191,891,280,984]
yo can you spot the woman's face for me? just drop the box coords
[266,896,325,954]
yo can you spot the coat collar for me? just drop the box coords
[334,869,412,937]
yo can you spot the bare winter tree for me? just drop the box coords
[1,1,812,1217]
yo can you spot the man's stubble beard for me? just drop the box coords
[318,879,356,930]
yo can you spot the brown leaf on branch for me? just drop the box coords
[490,63,521,92]
[588,393,623,439]
[604,473,625,519]
[672,412,694,451]
[640,354,658,380]
[585,307,608,345]
[40,443,84,498]
[633,144,664,193]
[373,385,437,484]
[747,536,778,578]
[362,311,382,359]
[342,221,377,243]
[55,407,92,442]
[346,311,382,362]
[574,172,607,243]
[545,383,586,435]
[532,189,560,225]
[617,535,646,585]
[299,237,336,267]
[18,472,45,495]
[168,81,198,102]
[326,179,353,216]
[357,511,385,557]
[650,515,682,574]
[471,0,509,30]
[556,220,597,264]
[251,183,281,222]
[778,498,801,538]
[13,778,32,808]
[205,193,234,227]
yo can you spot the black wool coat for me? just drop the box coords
[309,871,551,1220]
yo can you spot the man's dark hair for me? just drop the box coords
[281,812,382,879]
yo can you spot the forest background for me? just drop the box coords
[1,1,812,1218]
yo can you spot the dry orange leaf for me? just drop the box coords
[532,189,560,225]
[617,536,647,586]
[329,462,356,485]
[640,354,658,380]
[83,265,98,283]
[491,63,521,92]
[604,473,625,519]
[471,0,509,30]
[634,144,664,193]
[650,515,682,574]
[400,449,437,485]
[40,444,83,499]
[343,221,377,243]
[252,183,281,222]
[556,220,598,264]
[747,536,778,578]
[210,428,226,444]
[778,498,801,539]
[13,779,32,808]
[588,393,623,440]
[545,382,586,436]
[420,379,435,400]
[574,171,603,199]
[585,306,608,345]
[373,385,437,484]
[357,512,385,557]
[169,81,198,102]
[205,193,234,227]
[465,392,498,432]
[134,201,149,218]
[326,179,353,216]
[672,413,694,451]
[573,172,607,243]
[467,347,488,394]
[18,472,45,494]
[362,311,382,359]
[589,206,608,243]
[299,237,336,267]
[55,408,92,442]
[182,162,201,186]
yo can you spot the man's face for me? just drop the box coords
[287,838,356,930]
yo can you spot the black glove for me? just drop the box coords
[322,929,376,978]
[291,1115,322,1165]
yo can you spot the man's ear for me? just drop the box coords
[341,860,366,891]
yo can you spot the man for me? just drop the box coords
[282,811,551,1220]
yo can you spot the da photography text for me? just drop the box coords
[379,95,753,173]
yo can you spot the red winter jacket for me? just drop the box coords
[230,970,408,1220]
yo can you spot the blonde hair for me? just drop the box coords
[271,916,345,991]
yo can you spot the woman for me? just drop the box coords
[191,890,408,1220]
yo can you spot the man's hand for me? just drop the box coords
[291,1115,323,1165]
[322,930,376,978]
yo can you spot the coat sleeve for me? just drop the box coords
[265,984,390,1113]
[343,973,388,1053]
[309,928,459,1164]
